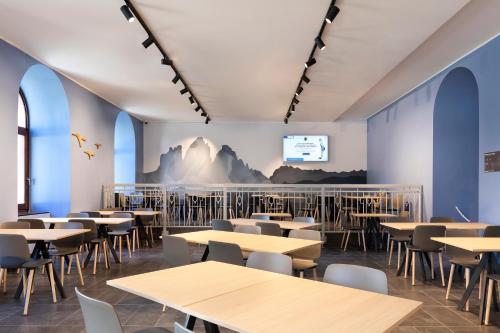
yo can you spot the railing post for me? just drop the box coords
[223,186,228,220]
[321,186,325,238]
[163,185,167,235]
[418,185,423,221]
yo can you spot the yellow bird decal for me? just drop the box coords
[84,150,95,160]
[95,143,102,150]
[72,133,87,148]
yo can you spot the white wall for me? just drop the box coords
[144,121,366,178]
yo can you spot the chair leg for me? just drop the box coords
[47,263,57,303]
[386,233,391,253]
[113,236,117,250]
[446,263,455,300]
[357,232,361,247]
[22,269,35,316]
[299,271,304,278]
[74,254,84,286]
[340,232,346,249]
[162,305,167,312]
[343,231,351,251]
[3,268,7,293]
[60,257,65,287]
[22,269,27,298]
[404,248,410,279]
[465,267,470,311]
[126,235,132,259]
[388,240,394,266]
[103,241,110,269]
[118,236,123,263]
[412,252,416,286]
[67,256,73,275]
[485,279,494,325]
[397,242,402,270]
[361,230,366,252]
[93,244,99,275]
[136,229,140,250]
[132,229,136,252]
[430,253,435,280]
[312,268,318,281]
[438,252,445,287]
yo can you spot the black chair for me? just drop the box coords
[211,219,234,232]
[386,217,412,269]
[67,212,89,218]
[483,225,500,237]
[18,218,45,229]
[51,222,85,286]
[430,216,455,223]
[207,240,244,266]
[109,213,133,262]
[162,235,190,267]
[256,222,282,237]
[0,221,30,229]
[70,219,110,275]
[81,211,102,218]
[135,208,155,246]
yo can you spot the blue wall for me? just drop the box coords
[368,35,500,223]
[114,112,136,184]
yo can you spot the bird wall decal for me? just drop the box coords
[95,143,102,150]
[72,133,87,148]
[84,150,95,160]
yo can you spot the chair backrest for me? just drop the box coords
[207,240,244,266]
[323,264,388,295]
[430,216,455,223]
[110,212,133,219]
[69,219,98,242]
[235,225,261,234]
[53,222,84,248]
[135,207,153,211]
[82,211,102,218]
[0,221,30,229]
[288,229,321,260]
[339,211,350,229]
[483,225,500,237]
[67,212,89,218]
[101,207,121,211]
[18,218,46,229]
[251,214,270,220]
[163,235,190,267]
[0,234,30,268]
[246,252,292,275]
[412,225,446,251]
[75,288,123,333]
[108,221,133,232]
[386,216,410,223]
[293,216,315,223]
[175,322,194,333]
[445,229,480,258]
[211,219,234,232]
[256,222,282,236]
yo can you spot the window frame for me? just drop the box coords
[18,88,30,213]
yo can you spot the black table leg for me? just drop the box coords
[203,321,221,333]
[418,252,427,282]
[84,243,96,267]
[201,246,209,262]
[397,249,407,276]
[185,315,197,330]
[97,225,119,263]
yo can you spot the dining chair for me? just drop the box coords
[51,222,85,286]
[293,216,315,223]
[251,214,270,220]
[162,235,191,267]
[0,221,30,229]
[288,229,321,279]
[81,211,102,218]
[404,225,446,286]
[18,218,45,229]
[234,225,261,234]
[211,219,234,232]
[75,288,170,333]
[135,208,155,245]
[444,229,480,311]
[67,212,89,218]
[70,219,110,275]
[483,225,500,237]
[386,216,412,269]
[339,211,366,252]
[484,274,500,325]
[323,264,388,295]
[0,234,57,315]
[207,240,244,266]
[109,213,133,262]
[256,222,282,236]
[246,252,292,275]
[430,216,455,223]
[174,322,194,333]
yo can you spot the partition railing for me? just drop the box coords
[103,183,422,235]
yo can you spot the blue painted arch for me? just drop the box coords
[114,112,136,184]
[433,67,479,221]
[20,64,71,217]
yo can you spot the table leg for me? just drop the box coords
[418,252,427,282]
[185,315,197,330]
[201,246,209,262]
[98,225,120,263]
[184,315,220,333]
[397,249,407,276]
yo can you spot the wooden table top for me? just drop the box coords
[37,217,134,225]
[107,261,421,333]
[251,212,292,218]
[173,230,322,254]
[98,210,161,216]
[431,237,500,252]
[229,218,319,230]
[351,213,397,218]
[381,222,490,231]
[0,229,90,241]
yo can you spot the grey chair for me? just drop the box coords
[211,219,234,232]
[251,214,270,220]
[81,211,102,218]
[0,221,30,229]
[135,208,155,245]
[0,234,57,315]
[404,225,446,286]
[67,212,89,218]
[109,213,133,262]
[430,216,455,223]
[484,274,500,325]
[75,288,169,333]
[339,211,366,252]
[207,240,244,266]
[163,235,190,267]
[323,264,388,295]
[386,216,412,269]
[256,222,282,237]
[293,216,315,223]
[483,225,500,237]
[246,252,292,276]
[444,229,480,311]
[234,225,261,234]
[174,322,193,333]
[288,229,321,279]
[70,219,109,275]
[51,222,85,286]
[18,218,45,229]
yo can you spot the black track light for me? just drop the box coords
[284,117,288,124]
[201,111,207,117]
[189,96,195,105]
[172,73,180,84]
[195,106,201,112]
[180,88,189,95]
[286,112,292,118]
[293,97,300,104]
[315,36,326,50]
[142,36,154,48]
[302,75,311,84]
[305,58,316,68]
[325,5,340,24]
[120,5,135,23]
[161,57,172,66]
[205,117,210,124]
[291,105,295,112]
[295,86,303,96]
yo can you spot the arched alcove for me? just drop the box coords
[20,64,71,217]
[114,111,136,183]
[433,67,479,221]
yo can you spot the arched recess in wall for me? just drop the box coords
[20,64,71,217]
[433,67,479,221]
[114,112,136,184]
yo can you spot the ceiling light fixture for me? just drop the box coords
[315,37,326,50]
[305,58,316,68]
[172,73,180,84]
[189,96,195,105]
[195,106,201,112]
[284,118,288,124]
[205,117,210,124]
[201,111,207,117]
[142,36,154,48]
[295,87,303,96]
[325,5,340,24]
[180,88,189,95]
[293,97,300,104]
[120,5,135,23]
[291,105,295,112]
[161,57,172,66]
[302,75,310,84]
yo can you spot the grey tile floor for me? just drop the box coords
[0,234,498,333]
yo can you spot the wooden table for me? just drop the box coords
[432,237,500,322]
[107,261,422,333]
[38,217,134,225]
[0,228,89,299]
[251,212,292,220]
[173,230,322,261]
[381,222,490,231]
[229,218,319,231]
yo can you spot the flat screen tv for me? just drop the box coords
[283,135,328,162]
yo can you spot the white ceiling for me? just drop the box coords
[0,0,472,122]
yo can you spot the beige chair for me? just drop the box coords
[234,225,261,234]
[288,229,321,279]
[386,216,412,269]
[324,264,388,295]
[246,252,292,276]
[484,274,500,325]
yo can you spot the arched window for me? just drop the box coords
[17,89,30,212]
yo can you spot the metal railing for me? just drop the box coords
[103,183,422,235]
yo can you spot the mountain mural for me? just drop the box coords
[142,137,366,184]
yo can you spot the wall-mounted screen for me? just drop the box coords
[283,135,328,162]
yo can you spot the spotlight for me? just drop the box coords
[189,96,195,105]
[291,105,295,112]
[161,57,172,66]
[195,106,201,112]
[205,117,210,124]
[172,73,180,84]
[293,97,300,104]
[315,36,326,50]
[305,58,316,68]
[295,86,303,96]
[120,5,135,23]
[302,75,311,84]
[325,5,340,24]
[201,111,207,117]
[180,88,189,95]
[284,117,288,124]
[142,36,154,48]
